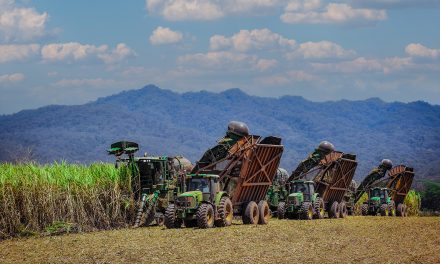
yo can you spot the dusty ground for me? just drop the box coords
[1,217,439,264]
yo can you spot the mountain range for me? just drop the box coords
[1,84,439,183]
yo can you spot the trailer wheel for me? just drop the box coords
[258,201,270,225]
[361,204,368,216]
[277,202,286,219]
[329,201,340,218]
[380,204,389,216]
[300,202,314,220]
[184,220,197,228]
[243,201,259,224]
[389,201,396,217]
[197,203,215,229]
[215,197,233,227]
[397,203,404,217]
[164,204,182,229]
[314,199,325,219]
[339,202,348,218]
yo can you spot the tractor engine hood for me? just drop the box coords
[179,191,202,202]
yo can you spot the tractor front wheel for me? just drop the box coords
[258,200,270,225]
[314,198,325,219]
[215,197,233,227]
[243,201,259,224]
[155,212,164,226]
[300,202,314,220]
[277,202,286,219]
[389,201,396,217]
[380,204,389,216]
[164,204,182,229]
[197,203,215,229]
[397,203,405,217]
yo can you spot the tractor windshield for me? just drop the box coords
[291,182,308,194]
[187,178,210,193]
[370,189,384,199]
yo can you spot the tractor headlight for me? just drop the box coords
[288,196,299,206]
[176,196,195,208]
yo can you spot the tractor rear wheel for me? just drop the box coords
[277,202,286,219]
[243,201,259,224]
[164,204,182,229]
[215,197,233,227]
[258,201,270,225]
[314,198,325,219]
[329,201,340,218]
[300,202,314,220]
[340,202,348,218]
[361,204,368,216]
[197,203,215,229]
[380,204,389,216]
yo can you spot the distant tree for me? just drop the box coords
[421,181,440,211]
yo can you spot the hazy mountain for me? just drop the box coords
[1,84,439,183]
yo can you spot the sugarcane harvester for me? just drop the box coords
[277,142,358,219]
[108,141,192,227]
[164,121,284,229]
[360,164,414,217]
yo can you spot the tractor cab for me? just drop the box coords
[289,180,315,202]
[369,187,390,204]
[185,174,220,201]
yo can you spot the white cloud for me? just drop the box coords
[147,0,223,21]
[54,78,118,87]
[288,41,356,59]
[311,56,413,74]
[41,42,134,64]
[0,72,24,84]
[281,1,387,24]
[350,0,440,9]
[146,0,284,21]
[98,43,135,64]
[405,43,440,59]
[255,59,278,71]
[149,26,183,45]
[0,0,49,41]
[177,51,258,70]
[210,29,296,52]
[0,44,40,63]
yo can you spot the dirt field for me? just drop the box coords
[1,217,439,264]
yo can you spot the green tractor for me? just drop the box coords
[164,174,233,229]
[266,168,289,215]
[277,180,325,220]
[361,187,396,216]
[108,141,192,227]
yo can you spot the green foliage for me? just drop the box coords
[421,181,440,211]
[0,162,135,239]
[404,190,421,216]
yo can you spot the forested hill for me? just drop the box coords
[1,84,439,182]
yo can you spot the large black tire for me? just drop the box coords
[243,201,259,224]
[215,197,233,227]
[329,201,340,218]
[339,202,348,218]
[277,202,286,219]
[184,220,197,228]
[300,202,314,220]
[258,200,270,225]
[380,204,389,216]
[164,204,182,229]
[403,204,408,217]
[197,203,215,229]
[155,212,164,226]
[361,204,369,216]
[389,201,396,217]
[314,198,325,219]
[397,203,405,217]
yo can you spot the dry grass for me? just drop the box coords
[1,217,439,264]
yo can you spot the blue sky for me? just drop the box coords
[0,0,439,114]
